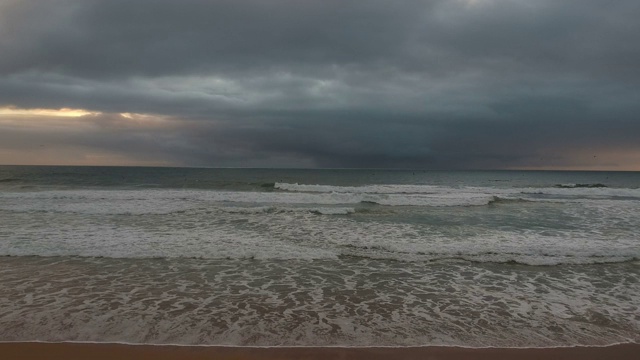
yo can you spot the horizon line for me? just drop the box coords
[1,164,638,172]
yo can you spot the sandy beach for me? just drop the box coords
[1,342,639,360]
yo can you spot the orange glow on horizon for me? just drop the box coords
[0,106,100,117]
[509,149,640,171]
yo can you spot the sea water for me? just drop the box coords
[0,166,638,346]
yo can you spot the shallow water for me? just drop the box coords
[1,256,638,346]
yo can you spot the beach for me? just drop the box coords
[1,167,639,350]
[2,342,640,360]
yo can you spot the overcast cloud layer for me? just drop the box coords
[1,0,639,169]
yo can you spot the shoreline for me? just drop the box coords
[1,342,639,360]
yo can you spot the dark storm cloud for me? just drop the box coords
[0,0,430,78]
[1,0,640,168]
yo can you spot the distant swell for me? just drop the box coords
[487,196,535,205]
[220,206,356,215]
[555,183,608,188]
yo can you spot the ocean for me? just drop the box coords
[0,166,639,347]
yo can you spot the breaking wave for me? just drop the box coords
[274,182,444,194]
[275,182,640,200]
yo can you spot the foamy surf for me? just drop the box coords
[1,167,639,347]
[1,256,638,346]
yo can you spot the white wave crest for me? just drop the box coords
[0,189,500,211]
[1,184,639,218]
[275,182,444,194]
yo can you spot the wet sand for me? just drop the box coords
[1,342,639,360]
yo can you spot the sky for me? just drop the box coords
[1,0,639,170]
